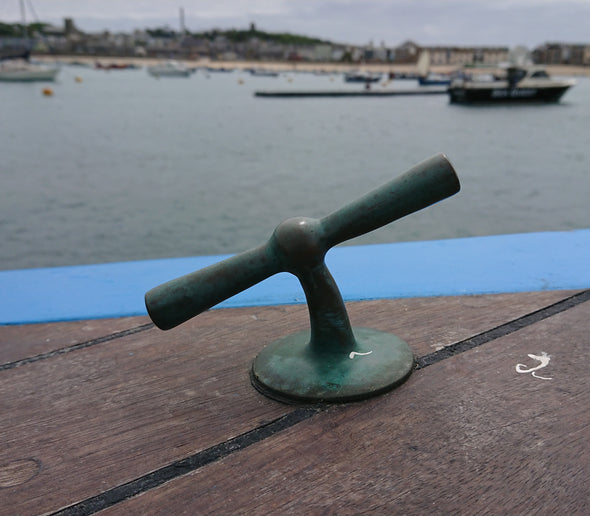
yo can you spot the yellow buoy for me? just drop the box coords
[42,88,54,96]
[75,76,83,83]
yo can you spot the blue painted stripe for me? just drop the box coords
[1,229,589,325]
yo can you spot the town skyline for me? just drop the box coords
[2,0,590,49]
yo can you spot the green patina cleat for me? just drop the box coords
[145,153,460,403]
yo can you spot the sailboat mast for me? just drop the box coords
[20,0,27,37]
[180,7,186,36]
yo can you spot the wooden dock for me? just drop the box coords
[255,88,448,98]
[2,288,589,514]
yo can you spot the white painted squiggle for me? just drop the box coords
[531,371,552,380]
[516,352,552,380]
[349,351,373,359]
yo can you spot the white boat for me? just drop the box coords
[448,65,576,104]
[0,58,59,82]
[147,61,191,78]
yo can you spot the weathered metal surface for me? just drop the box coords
[251,328,414,403]
[145,153,460,402]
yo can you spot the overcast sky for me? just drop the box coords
[2,0,589,48]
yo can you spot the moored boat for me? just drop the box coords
[416,50,451,86]
[0,58,59,82]
[95,61,139,70]
[418,73,451,86]
[448,65,575,104]
[147,60,191,78]
[343,70,382,83]
[249,69,280,77]
[0,0,59,82]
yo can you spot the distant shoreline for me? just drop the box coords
[35,54,590,77]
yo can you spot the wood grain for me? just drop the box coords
[0,290,583,515]
[0,311,291,515]
[104,300,590,515]
[344,290,581,354]
[0,316,151,365]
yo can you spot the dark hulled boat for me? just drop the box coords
[448,66,575,104]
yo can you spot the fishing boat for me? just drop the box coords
[147,60,191,78]
[448,65,576,104]
[0,58,59,82]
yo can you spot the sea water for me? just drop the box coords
[1,65,589,270]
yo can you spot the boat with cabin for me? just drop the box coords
[448,65,576,104]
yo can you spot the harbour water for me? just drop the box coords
[1,64,589,270]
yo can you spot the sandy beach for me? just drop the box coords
[36,54,590,77]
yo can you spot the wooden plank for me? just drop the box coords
[0,291,582,515]
[105,300,590,515]
[0,310,291,516]
[0,316,150,365]
[343,290,582,354]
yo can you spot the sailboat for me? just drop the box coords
[416,50,451,86]
[0,1,59,82]
[0,58,60,82]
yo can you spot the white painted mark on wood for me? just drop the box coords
[516,352,552,380]
[349,351,373,359]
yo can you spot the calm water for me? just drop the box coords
[1,65,589,270]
